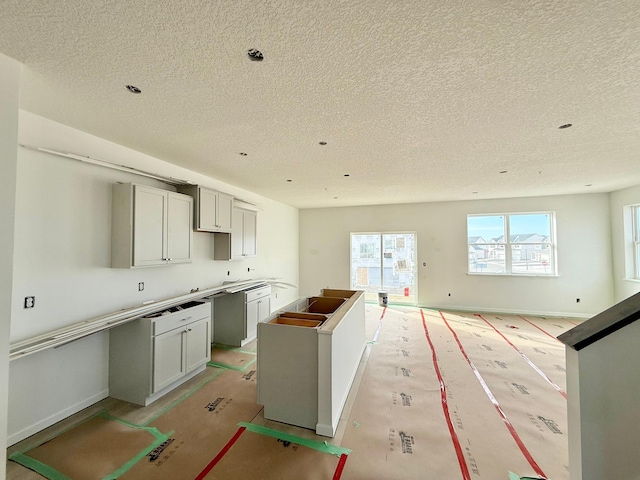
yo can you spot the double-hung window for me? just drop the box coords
[467,212,556,276]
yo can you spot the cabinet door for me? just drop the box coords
[198,188,218,231]
[167,192,193,264]
[133,185,166,266]
[246,298,259,341]
[217,192,233,233]
[258,296,271,323]
[153,328,186,393]
[243,210,257,257]
[231,208,244,259]
[185,318,210,372]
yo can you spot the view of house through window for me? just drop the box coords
[350,233,416,305]
[467,213,556,275]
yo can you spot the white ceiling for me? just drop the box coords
[1,1,639,209]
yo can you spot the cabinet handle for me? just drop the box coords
[180,316,192,322]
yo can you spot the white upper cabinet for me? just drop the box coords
[178,185,233,233]
[111,183,193,268]
[214,206,257,260]
[240,209,257,258]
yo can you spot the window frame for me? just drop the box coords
[467,212,557,276]
[633,205,640,280]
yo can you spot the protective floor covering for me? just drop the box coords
[341,307,576,480]
[207,344,257,371]
[7,305,579,480]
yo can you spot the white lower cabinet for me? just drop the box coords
[109,300,211,406]
[213,285,271,346]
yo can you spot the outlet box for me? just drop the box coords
[138,282,144,292]
[24,296,35,308]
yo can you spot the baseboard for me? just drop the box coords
[8,389,109,446]
[422,304,594,319]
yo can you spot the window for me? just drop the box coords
[633,205,640,279]
[351,232,417,304]
[467,213,556,275]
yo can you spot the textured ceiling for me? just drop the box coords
[1,1,639,208]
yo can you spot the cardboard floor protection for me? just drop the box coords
[208,344,257,371]
[121,367,263,480]
[340,306,576,480]
[7,305,579,480]
[195,423,349,480]
[10,413,169,480]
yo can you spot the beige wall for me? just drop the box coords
[609,184,640,302]
[300,194,615,317]
[0,52,20,477]
[8,111,299,444]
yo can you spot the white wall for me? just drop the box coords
[609,184,640,302]
[8,111,299,444]
[0,52,21,479]
[566,316,640,480]
[300,194,614,317]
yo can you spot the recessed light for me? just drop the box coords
[239,152,248,156]
[125,85,141,94]
[558,123,572,129]
[319,141,327,145]
[499,170,508,174]
[247,49,264,61]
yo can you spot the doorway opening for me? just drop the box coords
[350,232,417,305]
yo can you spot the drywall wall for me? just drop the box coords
[0,52,21,479]
[609,184,640,303]
[300,194,614,317]
[566,318,640,480]
[8,111,299,444]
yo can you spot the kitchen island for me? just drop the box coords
[257,289,365,437]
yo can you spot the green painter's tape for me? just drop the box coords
[508,473,549,480]
[207,356,257,372]
[9,418,172,480]
[238,422,352,457]
[9,453,72,480]
[141,368,226,426]
[102,429,172,479]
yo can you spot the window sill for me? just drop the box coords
[623,278,640,283]
[468,272,559,278]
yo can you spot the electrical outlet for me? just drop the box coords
[138,282,144,291]
[24,296,35,309]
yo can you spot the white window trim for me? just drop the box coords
[467,212,557,277]
[633,205,640,280]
